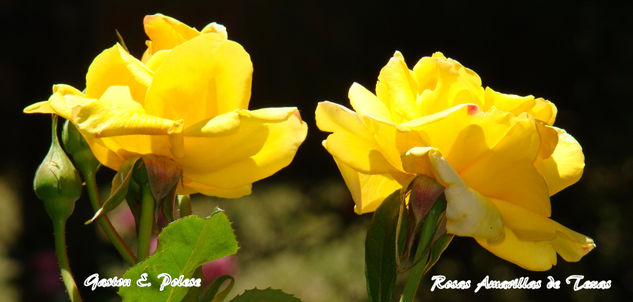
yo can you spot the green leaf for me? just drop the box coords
[118,210,238,302]
[84,157,139,225]
[365,190,401,302]
[229,288,301,302]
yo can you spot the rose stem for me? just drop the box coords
[53,219,83,302]
[84,172,136,264]
[137,184,155,262]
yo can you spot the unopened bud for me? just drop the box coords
[141,155,182,202]
[407,175,444,229]
[34,116,82,222]
[62,120,99,177]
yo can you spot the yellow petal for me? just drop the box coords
[24,84,84,115]
[183,107,300,137]
[361,114,427,171]
[176,107,307,193]
[383,99,551,217]
[458,114,551,216]
[316,101,394,173]
[24,101,54,114]
[401,146,434,177]
[488,197,556,241]
[375,51,418,122]
[144,34,252,124]
[475,224,594,271]
[535,127,585,195]
[81,135,126,170]
[550,223,595,262]
[333,157,404,214]
[24,85,132,170]
[324,132,394,174]
[484,87,557,125]
[179,177,252,198]
[476,227,557,271]
[183,110,242,137]
[402,104,514,172]
[143,14,201,54]
[426,150,505,241]
[201,22,228,38]
[476,197,594,270]
[85,44,153,105]
[96,134,175,165]
[406,105,550,217]
[66,86,183,138]
[411,52,484,116]
[39,86,94,119]
[316,101,372,140]
[536,122,559,159]
[40,86,184,167]
[348,82,392,121]
[144,49,171,72]
[531,97,558,126]
[401,104,478,160]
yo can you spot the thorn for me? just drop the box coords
[115,29,130,53]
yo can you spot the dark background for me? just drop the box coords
[1,0,631,301]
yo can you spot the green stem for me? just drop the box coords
[400,199,445,302]
[137,184,155,262]
[84,172,136,264]
[53,219,83,302]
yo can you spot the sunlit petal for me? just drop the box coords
[143,13,201,54]
[85,44,152,105]
[178,108,307,190]
[333,158,404,214]
[535,127,585,195]
[145,34,252,124]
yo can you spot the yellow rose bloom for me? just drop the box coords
[25,14,308,198]
[316,51,594,271]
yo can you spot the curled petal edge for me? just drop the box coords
[403,147,505,242]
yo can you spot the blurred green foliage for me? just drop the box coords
[195,181,368,302]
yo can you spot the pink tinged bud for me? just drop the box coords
[141,155,183,202]
[407,175,445,228]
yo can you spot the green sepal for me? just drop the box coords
[423,233,454,275]
[61,119,100,178]
[399,196,448,302]
[126,175,142,232]
[134,155,182,226]
[85,157,140,224]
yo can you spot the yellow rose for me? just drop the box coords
[316,51,594,271]
[25,14,308,198]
